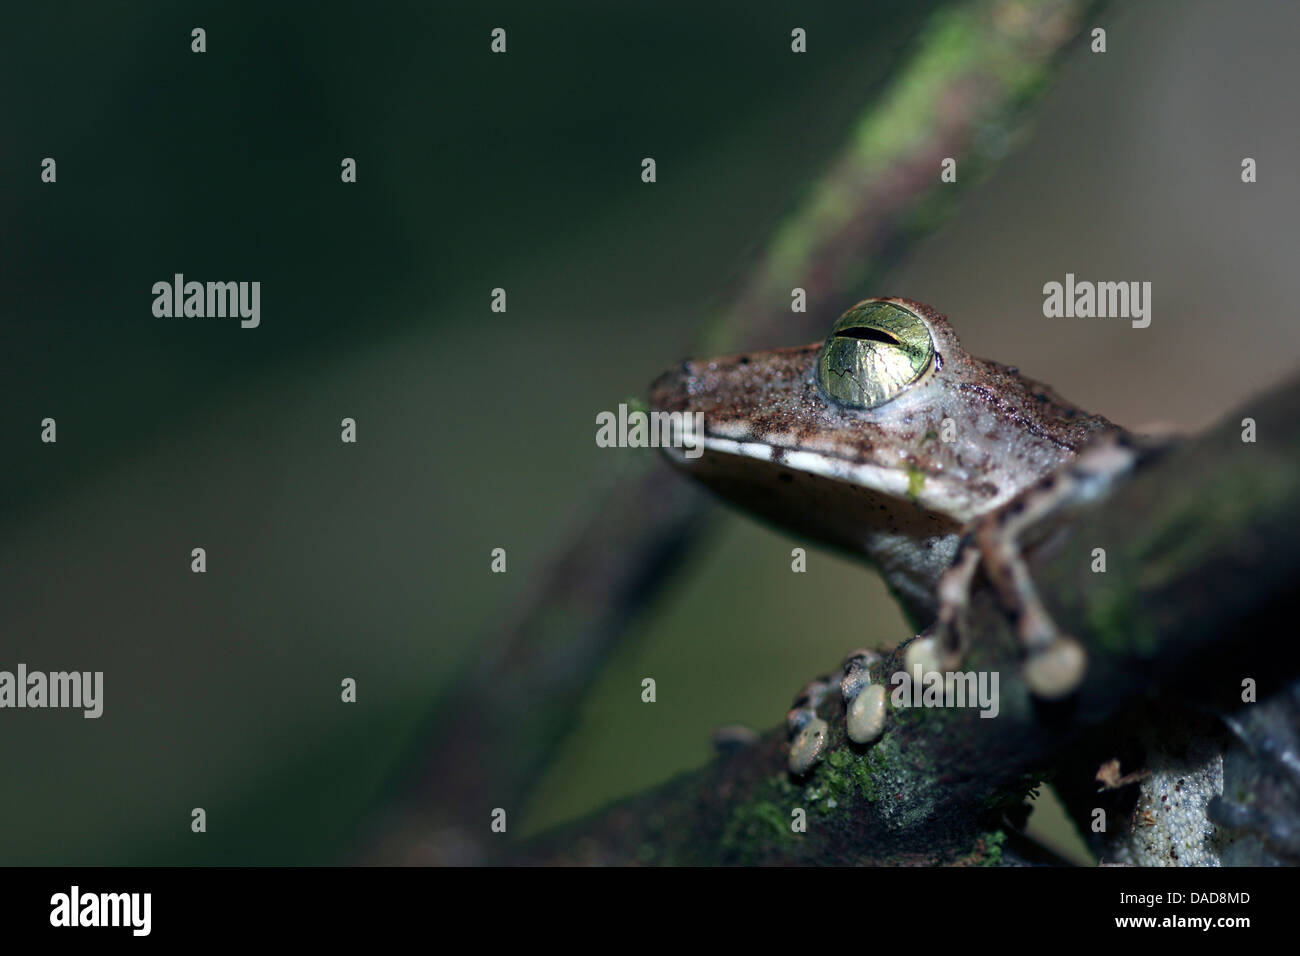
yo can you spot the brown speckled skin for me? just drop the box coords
[650,298,1121,623]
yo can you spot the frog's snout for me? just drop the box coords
[649,359,697,414]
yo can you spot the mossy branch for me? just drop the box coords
[502,374,1300,865]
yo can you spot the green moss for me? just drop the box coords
[1135,464,1296,580]
[1087,587,1158,657]
[891,695,948,731]
[720,800,791,860]
[978,829,1007,866]
[805,746,880,815]
[720,775,800,862]
[906,468,926,501]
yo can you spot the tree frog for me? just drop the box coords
[650,298,1141,764]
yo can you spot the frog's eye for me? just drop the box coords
[817,300,934,409]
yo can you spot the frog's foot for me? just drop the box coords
[785,675,837,775]
[784,655,892,773]
[839,649,887,744]
[923,434,1142,699]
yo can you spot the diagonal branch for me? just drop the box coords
[353,0,1106,865]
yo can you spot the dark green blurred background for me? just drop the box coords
[2,0,1298,864]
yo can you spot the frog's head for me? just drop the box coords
[650,298,1111,532]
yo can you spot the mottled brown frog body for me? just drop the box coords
[650,297,1120,626]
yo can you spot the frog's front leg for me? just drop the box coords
[908,433,1143,699]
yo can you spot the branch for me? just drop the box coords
[503,374,1300,864]
[353,0,1105,865]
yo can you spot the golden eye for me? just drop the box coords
[817,300,934,408]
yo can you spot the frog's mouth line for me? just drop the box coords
[695,434,908,492]
[665,433,982,523]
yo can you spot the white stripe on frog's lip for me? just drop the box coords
[664,434,986,523]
